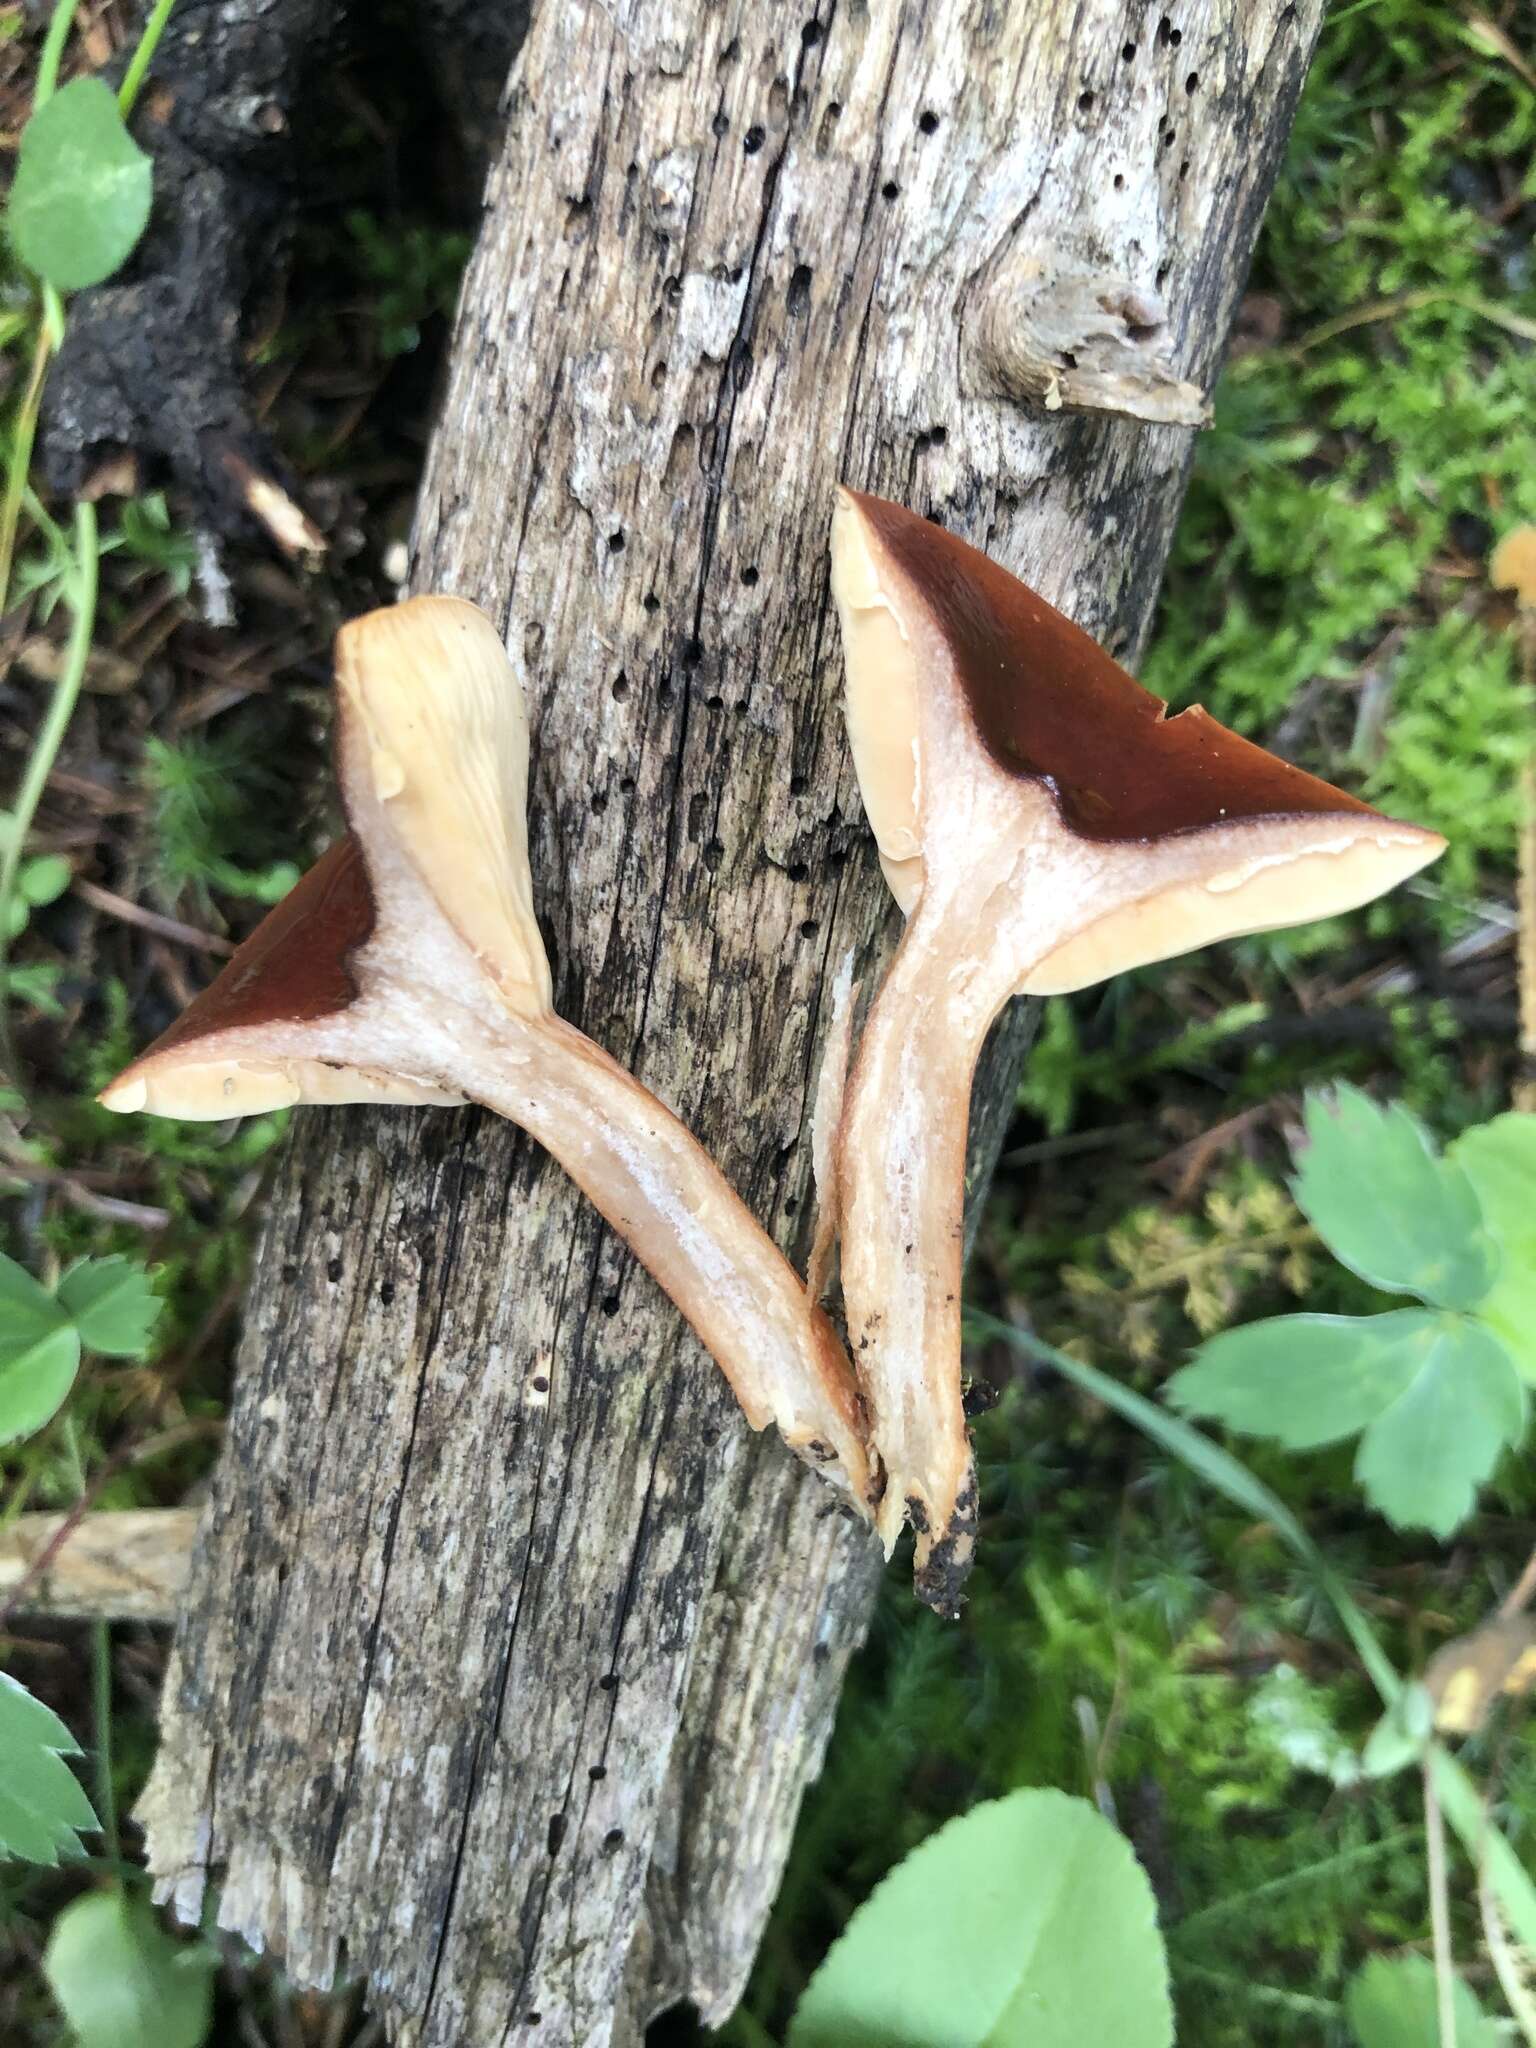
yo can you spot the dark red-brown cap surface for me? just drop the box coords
[846,489,1380,842]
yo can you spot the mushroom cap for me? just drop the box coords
[100,596,550,1120]
[98,837,462,1118]
[831,487,1445,979]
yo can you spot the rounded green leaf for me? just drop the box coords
[57,1256,162,1358]
[1346,1953,1500,2048]
[1292,1086,1498,1310]
[1354,1317,1525,1538]
[1451,1113,1536,1379]
[44,1887,215,2048]
[0,1671,97,1866]
[788,1789,1172,2048]
[0,1322,81,1443]
[1168,1311,1434,1449]
[8,77,153,291]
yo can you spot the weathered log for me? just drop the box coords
[137,3,1323,2042]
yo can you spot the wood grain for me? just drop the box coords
[139,3,1323,2041]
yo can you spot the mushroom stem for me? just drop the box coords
[456,1013,871,1487]
[836,824,1059,1595]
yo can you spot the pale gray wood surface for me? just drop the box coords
[139,4,1323,2041]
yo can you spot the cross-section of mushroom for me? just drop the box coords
[830,488,1447,1613]
[101,596,872,1505]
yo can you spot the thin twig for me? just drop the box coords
[72,876,235,956]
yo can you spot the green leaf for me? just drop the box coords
[1451,1113,1536,1379]
[0,1253,81,1444]
[0,1671,97,1865]
[1168,1311,1436,1448]
[1354,1317,1524,1537]
[18,854,71,907]
[1360,1682,1435,1780]
[7,77,154,291]
[1345,1953,1500,2048]
[788,1788,1172,2048]
[43,1887,215,2048]
[57,1256,161,1358]
[1292,1086,1497,1309]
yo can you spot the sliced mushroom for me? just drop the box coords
[830,488,1446,1611]
[103,596,872,1505]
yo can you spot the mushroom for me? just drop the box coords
[102,596,873,1505]
[829,487,1447,1611]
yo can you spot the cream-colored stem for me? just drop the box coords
[837,877,1054,1596]
[453,1013,872,1503]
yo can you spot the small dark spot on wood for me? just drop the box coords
[789,773,808,795]
[720,34,740,62]
[787,861,808,882]
[705,692,724,710]
[1122,39,1137,58]
[601,1292,620,1316]
[607,530,625,553]
[612,673,629,701]
[784,1196,798,1214]
[599,1672,620,1692]
[589,1763,607,1780]
[532,1375,549,1393]
[1179,158,1190,180]
[812,1640,830,1665]
[1113,172,1126,189]
[741,563,760,586]
[326,1258,343,1283]
[682,638,704,668]
[787,262,813,315]
[379,1280,395,1306]
[1169,24,1182,43]
[281,1263,298,1284]
[743,124,766,154]
[917,108,939,134]
[643,591,660,613]
[620,775,636,794]
[602,1828,625,1854]
[712,110,729,136]
[547,1813,566,1855]
[800,919,819,940]
[881,178,900,200]
[1077,88,1095,112]
[929,424,947,446]
[1185,70,1199,92]
[650,359,668,388]
[591,790,608,814]
[663,275,682,305]
[1156,260,1171,287]
[1157,13,1173,41]
[802,19,823,44]
[703,838,724,871]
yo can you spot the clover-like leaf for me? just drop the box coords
[0,1671,97,1865]
[1292,1086,1497,1309]
[1359,1681,1434,1780]
[1171,1308,1524,1539]
[1451,1112,1536,1379]
[1168,1311,1432,1448]
[1346,1953,1500,2048]
[788,1788,1172,2048]
[0,1252,81,1444]
[44,1886,216,2048]
[1354,1316,1524,1538]
[8,77,153,291]
[56,1256,161,1358]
